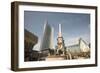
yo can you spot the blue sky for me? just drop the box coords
[24,11,90,51]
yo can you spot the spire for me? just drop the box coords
[44,19,48,26]
[43,20,48,31]
[58,24,62,37]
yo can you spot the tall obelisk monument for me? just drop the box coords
[56,24,66,55]
[58,24,62,37]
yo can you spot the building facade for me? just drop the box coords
[24,29,38,61]
[40,21,53,51]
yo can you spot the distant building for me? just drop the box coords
[40,21,53,51]
[67,44,81,54]
[79,38,90,52]
[67,38,90,53]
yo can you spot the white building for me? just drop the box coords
[67,38,90,54]
[40,21,54,51]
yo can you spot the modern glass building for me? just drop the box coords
[40,21,53,51]
[67,38,90,54]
